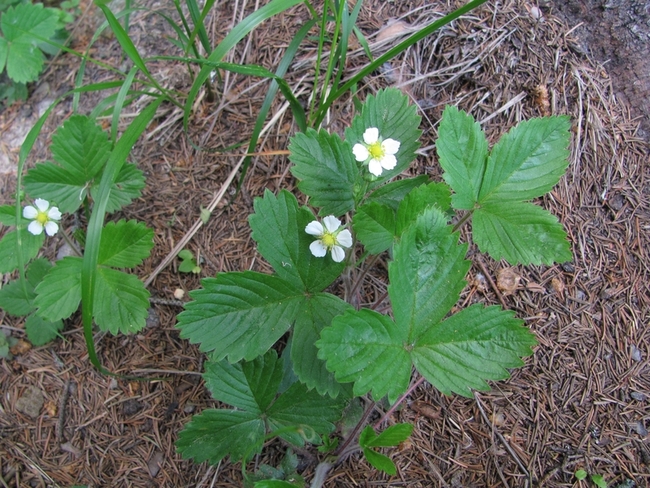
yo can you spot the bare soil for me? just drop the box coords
[1,0,649,487]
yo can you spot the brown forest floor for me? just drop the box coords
[1,0,649,487]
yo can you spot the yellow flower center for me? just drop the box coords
[36,211,49,225]
[321,232,336,248]
[368,141,384,160]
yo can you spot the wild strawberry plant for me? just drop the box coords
[175,88,572,484]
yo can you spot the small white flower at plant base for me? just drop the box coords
[305,215,353,263]
[352,127,401,177]
[23,198,62,236]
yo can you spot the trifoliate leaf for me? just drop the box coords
[352,201,395,254]
[177,350,343,466]
[0,3,59,83]
[317,308,411,403]
[176,409,265,464]
[291,293,352,397]
[249,190,345,292]
[479,115,571,203]
[436,105,488,210]
[0,228,44,274]
[93,267,149,334]
[365,175,429,211]
[25,314,63,346]
[473,201,571,265]
[389,207,470,340]
[319,207,536,400]
[34,256,82,321]
[289,129,357,216]
[345,88,422,185]
[97,219,154,268]
[177,271,305,362]
[203,351,283,413]
[412,305,537,397]
[0,204,29,227]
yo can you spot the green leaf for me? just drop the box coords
[0,279,34,316]
[0,228,44,274]
[34,257,82,321]
[0,258,51,316]
[289,129,357,216]
[362,447,396,475]
[266,380,344,446]
[352,201,395,254]
[291,293,352,397]
[176,408,265,464]
[25,314,63,346]
[176,271,304,362]
[178,350,343,465]
[365,175,429,211]
[0,204,29,226]
[249,190,345,292]
[479,116,571,203]
[0,3,59,83]
[203,351,283,413]
[50,115,111,182]
[317,308,411,403]
[436,106,488,210]
[93,267,149,334]
[23,162,88,214]
[100,162,145,213]
[591,474,607,488]
[412,305,537,397]
[574,469,587,481]
[97,219,154,268]
[395,182,452,236]
[389,207,470,340]
[345,88,421,184]
[361,423,413,447]
[473,201,571,265]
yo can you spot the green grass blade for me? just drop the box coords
[185,0,215,55]
[81,96,164,374]
[111,66,139,143]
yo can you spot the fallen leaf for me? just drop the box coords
[148,451,164,477]
[10,339,31,355]
[550,277,565,295]
[377,20,411,43]
[410,401,440,420]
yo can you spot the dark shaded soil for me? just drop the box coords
[550,0,650,139]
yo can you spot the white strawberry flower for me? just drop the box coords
[352,127,400,176]
[305,215,353,263]
[23,198,62,236]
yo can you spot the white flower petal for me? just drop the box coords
[352,143,369,162]
[382,138,400,155]
[309,240,328,257]
[47,206,62,221]
[34,198,50,211]
[323,215,341,233]
[330,245,345,262]
[336,229,353,248]
[368,159,383,176]
[23,205,38,219]
[305,221,324,236]
[44,221,59,236]
[27,221,44,235]
[363,127,379,144]
[381,154,397,171]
